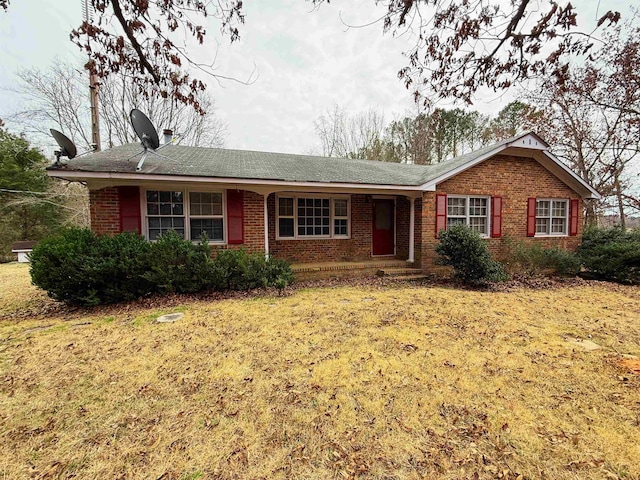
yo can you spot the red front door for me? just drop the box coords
[372,199,395,256]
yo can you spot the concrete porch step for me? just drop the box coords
[292,260,407,273]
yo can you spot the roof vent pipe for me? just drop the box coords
[162,129,173,145]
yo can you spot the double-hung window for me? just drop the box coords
[334,199,349,236]
[145,189,225,242]
[278,197,295,238]
[189,192,224,241]
[446,196,489,236]
[536,199,567,235]
[277,195,350,239]
[146,190,185,240]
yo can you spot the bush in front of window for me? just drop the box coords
[143,230,214,294]
[435,224,507,285]
[211,248,295,291]
[506,241,581,277]
[30,229,153,306]
[579,226,640,284]
[30,228,295,305]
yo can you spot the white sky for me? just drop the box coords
[0,0,635,156]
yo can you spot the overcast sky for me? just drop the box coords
[0,0,635,157]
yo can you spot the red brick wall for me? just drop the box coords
[89,153,583,273]
[89,187,120,235]
[268,194,375,263]
[88,187,419,264]
[420,154,584,272]
[88,187,265,252]
[396,197,410,260]
[224,190,265,254]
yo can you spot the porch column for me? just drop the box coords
[264,193,269,258]
[408,197,415,263]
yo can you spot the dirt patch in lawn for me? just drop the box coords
[616,357,640,376]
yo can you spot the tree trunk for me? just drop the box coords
[584,200,597,228]
[614,173,626,229]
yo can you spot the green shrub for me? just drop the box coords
[212,248,294,291]
[30,228,152,306]
[435,224,507,285]
[507,242,581,277]
[30,229,294,305]
[579,226,640,284]
[143,231,213,294]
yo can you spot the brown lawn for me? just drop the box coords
[1,262,639,479]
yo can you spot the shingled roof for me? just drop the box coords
[50,143,435,186]
[47,132,599,197]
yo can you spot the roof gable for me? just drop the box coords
[506,132,548,150]
[419,131,600,199]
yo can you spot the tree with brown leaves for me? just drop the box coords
[2,1,622,113]
[530,24,640,226]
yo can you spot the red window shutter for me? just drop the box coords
[118,186,141,234]
[569,198,579,236]
[526,197,536,237]
[435,193,447,238]
[491,196,502,238]
[227,189,244,244]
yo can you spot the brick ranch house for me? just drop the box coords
[47,132,599,275]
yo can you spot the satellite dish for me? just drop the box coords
[129,109,168,171]
[49,129,96,166]
[130,109,160,150]
[50,129,77,164]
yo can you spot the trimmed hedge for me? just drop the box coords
[30,228,294,306]
[507,241,581,277]
[579,226,640,284]
[435,224,507,285]
[30,229,152,306]
[142,231,213,294]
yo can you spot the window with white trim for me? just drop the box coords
[278,197,295,238]
[189,192,224,241]
[146,190,185,240]
[447,196,489,235]
[298,197,330,236]
[536,199,567,235]
[334,199,349,236]
[144,189,225,242]
[277,195,350,239]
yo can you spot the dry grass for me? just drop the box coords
[1,263,640,479]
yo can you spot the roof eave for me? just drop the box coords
[47,169,425,195]
[419,145,508,190]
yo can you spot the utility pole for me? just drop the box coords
[82,0,101,151]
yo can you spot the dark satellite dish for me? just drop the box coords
[50,129,77,164]
[49,129,96,166]
[128,109,168,171]
[130,109,160,150]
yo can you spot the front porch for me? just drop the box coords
[266,193,422,266]
[291,259,427,281]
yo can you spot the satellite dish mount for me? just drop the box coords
[129,109,169,171]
